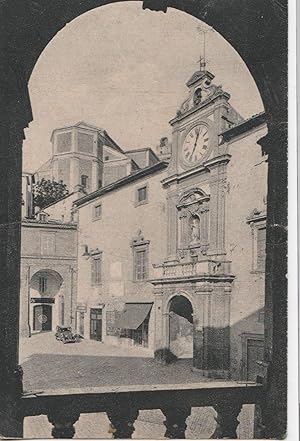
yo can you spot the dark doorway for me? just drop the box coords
[90,308,102,341]
[246,338,264,381]
[33,304,52,331]
[169,295,193,358]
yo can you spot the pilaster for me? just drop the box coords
[166,192,178,261]
[193,285,231,378]
[207,159,228,257]
[69,157,80,192]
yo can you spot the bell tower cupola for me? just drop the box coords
[50,122,104,194]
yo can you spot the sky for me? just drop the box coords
[23,2,264,172]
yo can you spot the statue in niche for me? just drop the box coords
[189,215,200,244]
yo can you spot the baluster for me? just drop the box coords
[106,407,139,438]
[161,407,191,439]
[48,409,80,438]
[210,402,242,439]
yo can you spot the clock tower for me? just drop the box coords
[168,68,243,177]
[152,66,244,378]
[164,67,243,261]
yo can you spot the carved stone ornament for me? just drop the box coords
[177,188,210,210]
[131,229,149,246]
[177,70,230,116]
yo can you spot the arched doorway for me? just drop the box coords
[30,269,63,333]
[168,295,193,359]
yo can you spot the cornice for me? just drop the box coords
[169,93,229,126]
[149,274,235,285]
[161,154,231,186]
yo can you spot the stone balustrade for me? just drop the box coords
[20,381,264,439]
[152,259,232,280]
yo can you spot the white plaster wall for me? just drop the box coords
[76,169,168,348]
[225,124,268,377]
[45,193,82,222]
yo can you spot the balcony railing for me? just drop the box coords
[152,260,233,281]
[21,381,264,439]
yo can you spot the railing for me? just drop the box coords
[152,260,232,280]
[21,381,264,439]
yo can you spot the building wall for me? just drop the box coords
[20,223,77,337]
[225,124,268,379]
[76,169,168,350]
[57,157,71,188]
[43,192,83,223]
[22,173,34,218]
[103,161,131,186]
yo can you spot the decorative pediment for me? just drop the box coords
[246,208,267,224]
[131,229,150,246]
[177,188,210,209]
[186,70,214,88]
[176,70,230,118]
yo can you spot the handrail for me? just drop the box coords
[20,382,264,438]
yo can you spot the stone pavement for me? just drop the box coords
[20,333,255,438]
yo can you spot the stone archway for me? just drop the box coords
[29,269,63,333]
[0,1,288,438]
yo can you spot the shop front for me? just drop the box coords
[105,302,153,350]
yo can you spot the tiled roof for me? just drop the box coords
[220,112,266,142]
[74,161,168,207]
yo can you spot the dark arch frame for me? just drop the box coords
[0,1,287,438]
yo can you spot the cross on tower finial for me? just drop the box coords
[197,56,206,72]
[196,24,213,72]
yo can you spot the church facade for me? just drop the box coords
[20,66,267,381]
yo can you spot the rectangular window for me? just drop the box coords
[135,185,148,206]
[94,204,102,219]
[91,255,102,285]
[81,174,88,189]
[39,276,47,294]
[256,226,266,271]
[134,248,148,281]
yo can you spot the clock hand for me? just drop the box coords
[190,132,200,160]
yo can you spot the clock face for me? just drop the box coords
[182,124,210,165]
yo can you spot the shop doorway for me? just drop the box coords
[90,308,102,341]
[168,295,193,358]
[33,304,52,331]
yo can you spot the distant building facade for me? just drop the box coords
[20,66,267,381]
[20,214,77,337]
